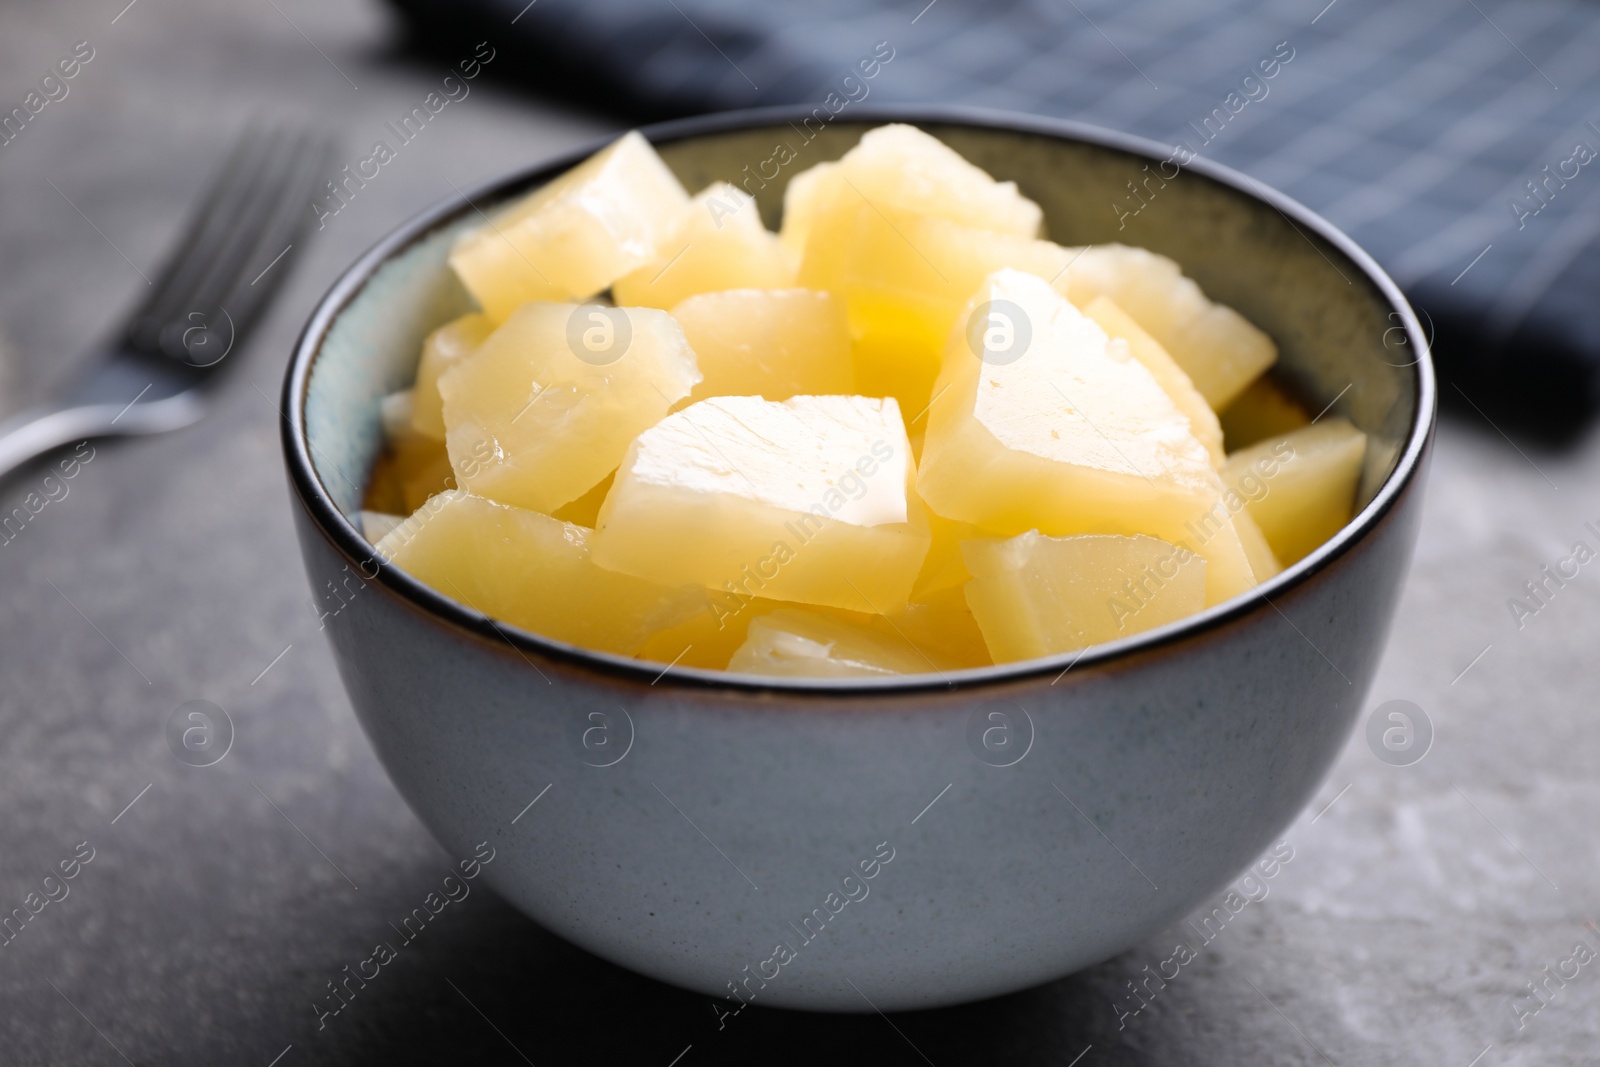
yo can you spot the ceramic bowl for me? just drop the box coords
[281,105,1434,1012]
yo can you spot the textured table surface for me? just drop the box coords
[1,2,1597,1065]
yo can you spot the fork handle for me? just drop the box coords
[0,392,205,483]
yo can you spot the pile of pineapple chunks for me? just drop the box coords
[363,125,1368,677]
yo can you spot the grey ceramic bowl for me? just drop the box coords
[282,105,1434,1012]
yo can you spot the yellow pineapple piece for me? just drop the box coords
[377,490,705,654]
[1232,507,1282,582]
[592,394,931,614]
[693,591,988,674]
[727,606,937,678]
[917,270,1254,604]
[412,314,495,440]
[635,595,783,670]
[1224,419,1367,566]
[612,182,793,309]
[797,194,1069,340]
[1220,375,1311,451]
[360,511,404,544]
[1053,244,1276,410]
[963,531,1206,662]
[363,449,408,515]
[672,288,853,403]
[849,330,943,425]
[910,510,984,601]
[829,124,1044,237]
[1081,296,1224,467]
[810,208,1071,332]
[372,390,457,511]
[637,595,963,672]
[778,161,837,265]
[551,471,614,527]
[439,301,700,515]
[1188,511,1268,605]
[791,126,1051,414]
[885,587,993,670]
[398,445,454,513]
[379,389,415,441]
[799,202,1074,416]
[448,131,689,321]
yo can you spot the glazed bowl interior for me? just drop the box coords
[296,105,1428,687]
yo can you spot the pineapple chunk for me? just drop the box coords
[449,131,689,321]
[592,394,931,614]
[412,314,495,440]
[800,204,1074,417]
[636,595,959,672]
[380,389,414,440]
[359,510,404,543]
[1053,244,1276,411]
[550,471,614,528]
[366,440,455,522]
[778,161,837,265]
[1224,419,1367,566]
[1220,375,1311,451]
[636,594,783,670]
[888,587,993,670]
[439,301,700,515]
[792,126,1051,413]
[828,124,1044,237]
[363,450,407,515]
[612,183,793,309]
[728,607,934,678]
[911,510,984,601]
[1081,296,1224,467]
[368,396,457,514]
[1187,511,1267,605]
[672,288,853,403]
[377,490,705,655]
[1233,507,1282,582]
[397,443,454,513]
[801,208,1070,339]
[849,331,943,426]
[719,593,987,674]
[963,531,1206,662]
[917,270,1255,604]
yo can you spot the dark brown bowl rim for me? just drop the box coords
[281,103,1436,697]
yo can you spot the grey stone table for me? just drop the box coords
[1,2,1595,1064]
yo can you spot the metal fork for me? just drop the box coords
[0,127,331,481]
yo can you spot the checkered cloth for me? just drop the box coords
[393,0,1600,435]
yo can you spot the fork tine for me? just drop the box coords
[227,131,330,287]
[128,126,335,364]
[207,135,334,340]
[164,136,304,322]
[124,126,275,348]
[140,129,303,340]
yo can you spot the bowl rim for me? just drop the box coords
[281,102,1436,696]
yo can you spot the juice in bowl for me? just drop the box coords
[283,107,1432,1010]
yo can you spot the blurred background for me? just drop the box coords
[1,0,1598,1063]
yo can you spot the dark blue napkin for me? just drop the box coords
[392,0,1600,439]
